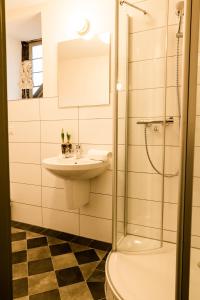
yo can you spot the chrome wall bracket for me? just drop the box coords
[120,1,148,15]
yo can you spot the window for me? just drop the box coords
[29,40,43,97]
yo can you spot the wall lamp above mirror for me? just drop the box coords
[75,17,90,35]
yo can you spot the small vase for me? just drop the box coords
[61,143,67,154]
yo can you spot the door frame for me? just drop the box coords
[0,0,13,299]
[176,0,200,299]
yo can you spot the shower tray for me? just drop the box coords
[105,243,200,300]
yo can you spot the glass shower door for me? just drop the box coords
[115,2,168,252]
[114,0,182,254]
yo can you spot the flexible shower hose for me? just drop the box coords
[144,18,182,177]
[144,125,179,177]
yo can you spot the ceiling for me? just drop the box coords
[6,0,48,11]
[6,13,42,41]
[5,0,46,41]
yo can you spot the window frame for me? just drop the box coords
[28,39,43,98]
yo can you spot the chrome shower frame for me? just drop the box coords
[112,0,119,252]
[120,0,147,15]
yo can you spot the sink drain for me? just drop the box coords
[197,262,200,268]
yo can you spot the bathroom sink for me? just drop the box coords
[42,156,109,209]
[42,156,109,180]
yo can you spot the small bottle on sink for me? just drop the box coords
[75,144,81,159]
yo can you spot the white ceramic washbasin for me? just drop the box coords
[42,156,109,180]
[42,156,110,209]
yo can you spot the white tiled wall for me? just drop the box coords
[8,98,112,243]
[8,0,200,249]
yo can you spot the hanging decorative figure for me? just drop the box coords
[19,60,33,99]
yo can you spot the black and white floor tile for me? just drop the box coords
[11,222,111,300]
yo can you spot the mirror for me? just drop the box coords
[58,33,110,107]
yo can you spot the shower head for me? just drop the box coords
[176,1,184,16]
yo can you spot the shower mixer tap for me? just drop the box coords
[137,116,174,126]
[138,116,178,177]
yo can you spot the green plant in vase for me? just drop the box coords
[66,132,72,153]
[61,128,67,154]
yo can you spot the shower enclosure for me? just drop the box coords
[106,0,200,299]
[114,0,184,253]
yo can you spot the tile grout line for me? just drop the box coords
[38,97,44,228]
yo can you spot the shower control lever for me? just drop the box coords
[137,116,174,126]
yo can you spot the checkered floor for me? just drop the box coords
[12,224,111,300]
